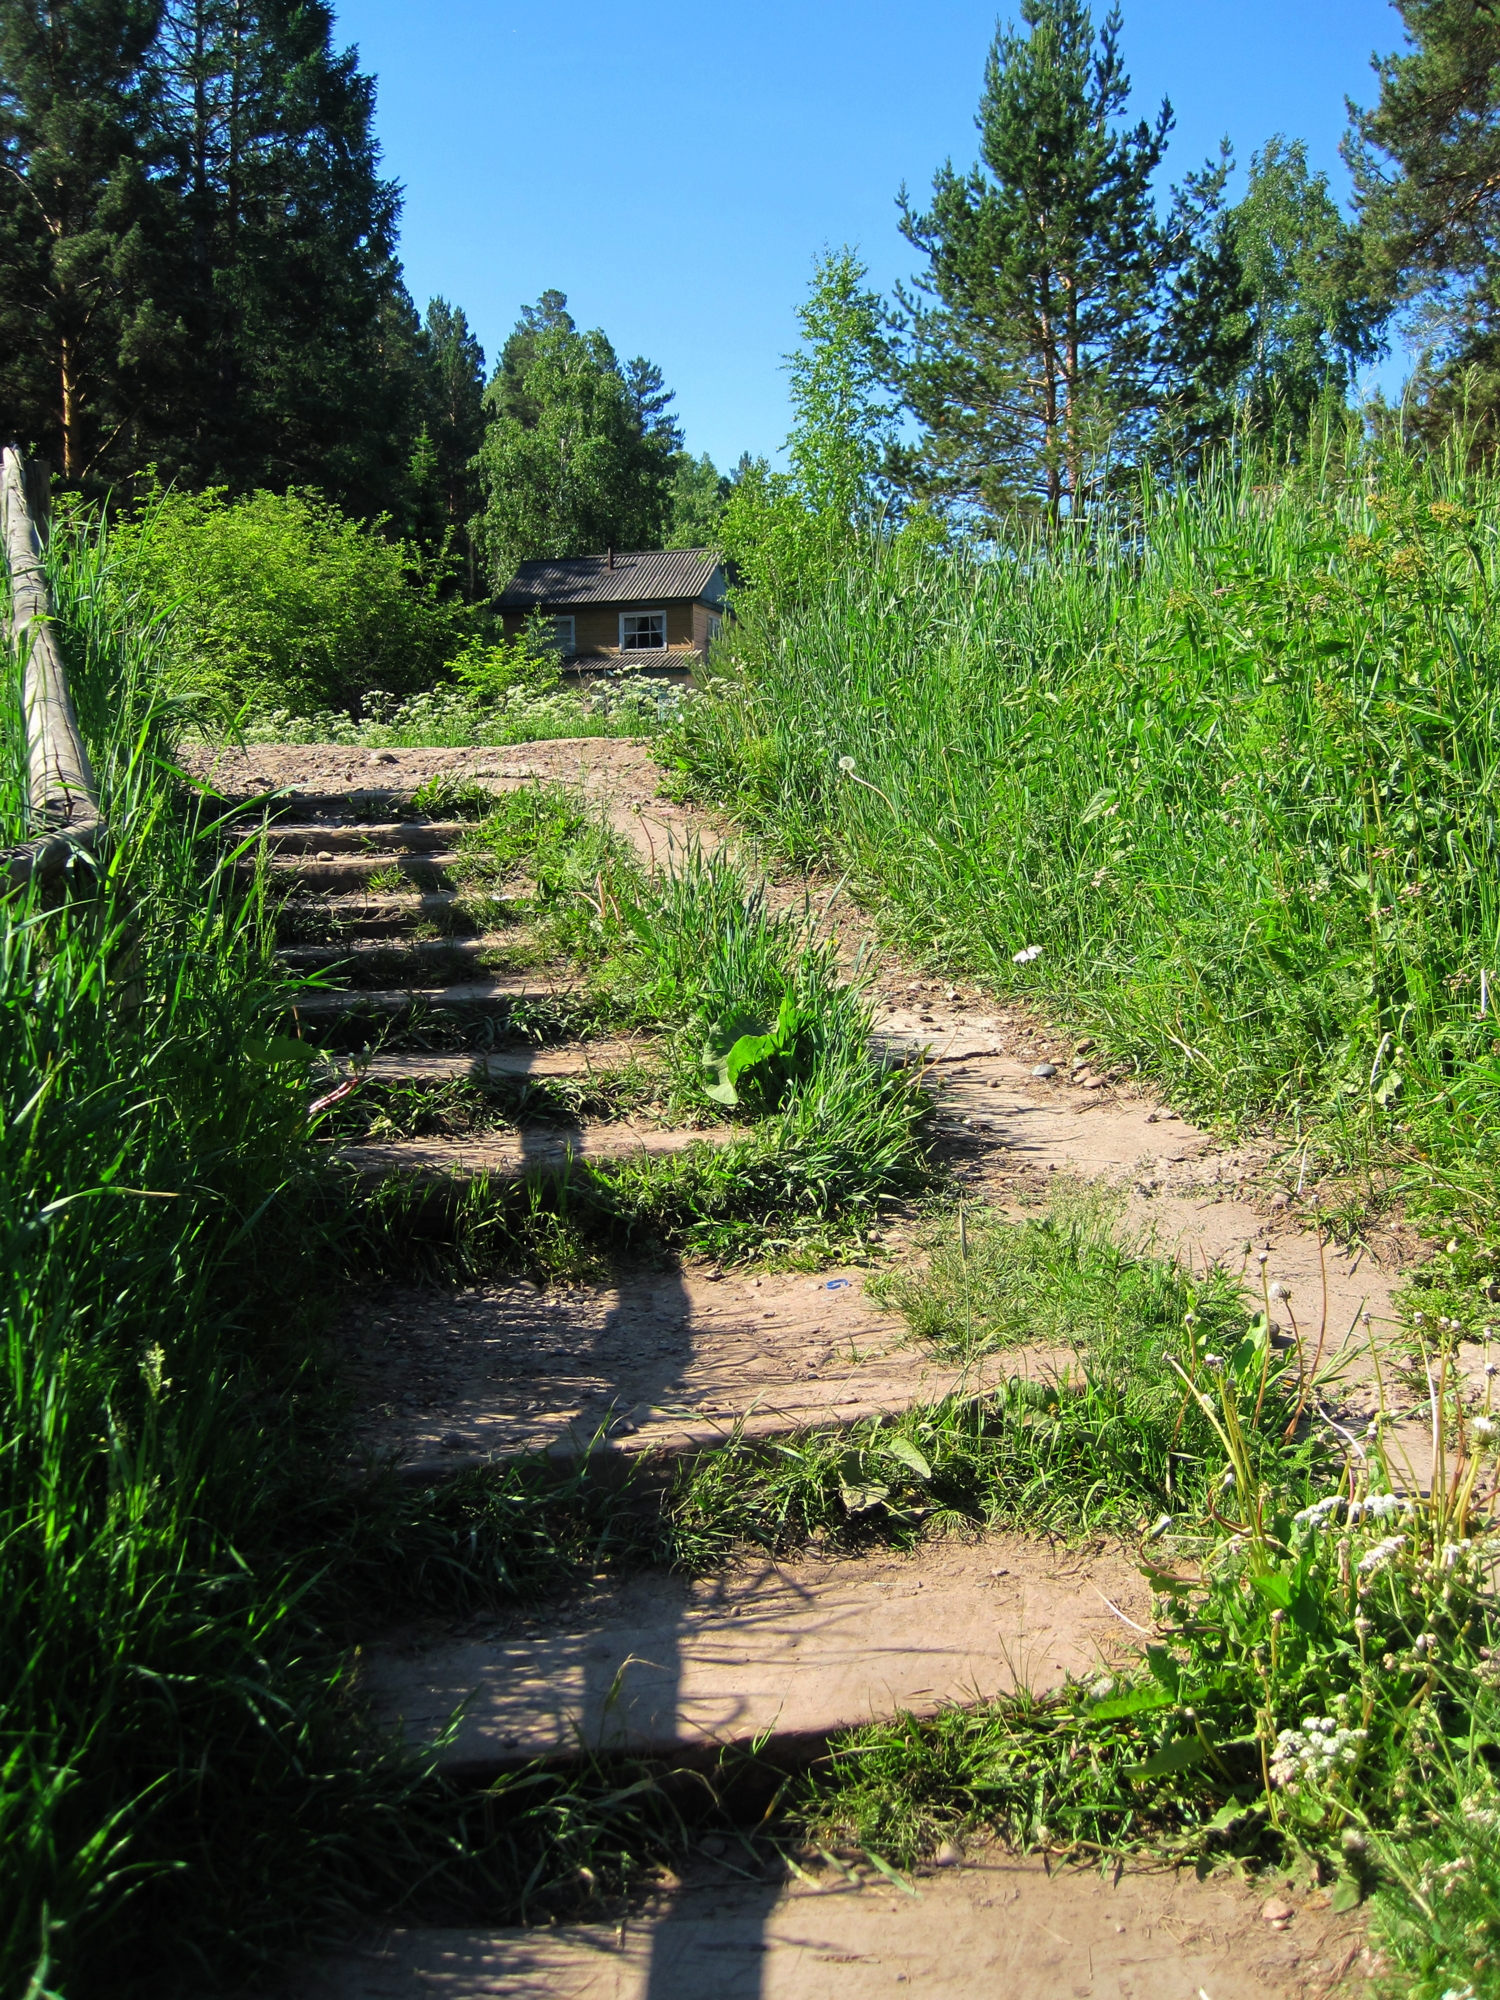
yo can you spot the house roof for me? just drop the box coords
[497,548,725,610]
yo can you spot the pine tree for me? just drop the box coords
[147,0,407,506]
[0,0,177,480]
[1347,0,1500,440]
[894,0,1170,523]
[414,297,485,586]
[623,356,683,452]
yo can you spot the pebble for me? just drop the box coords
[1032,1063,1058,1079]
[933,1840,963,1867]
[1260,1897,1294,1927]
[367,750,398,765]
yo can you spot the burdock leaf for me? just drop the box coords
[1122,1735,1207,1779]
[881,1436,932,1481]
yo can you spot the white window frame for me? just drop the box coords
[619,608,668,651]
[550,614,575,655]
[706,613,723,652]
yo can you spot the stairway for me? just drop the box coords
[224,777,1350,2000]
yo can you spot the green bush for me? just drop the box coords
[109,484,471,718]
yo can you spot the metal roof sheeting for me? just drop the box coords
[497,548,725,609]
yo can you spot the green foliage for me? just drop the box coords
[1232,137,1385,444]
[0,0,424,513]
[1349,0,1500,448]
[671,438,1500,1221]
[110,483,470,717]
[721,249,901,602]
[473,291,676,589]
[666,451,732,548]
[448,617,564,704]
[894,0,1170,522]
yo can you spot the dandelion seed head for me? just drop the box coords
[837,754,856,771]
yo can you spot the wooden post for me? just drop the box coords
[1,443,102,888]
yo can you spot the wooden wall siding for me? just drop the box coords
[505,599,699,655]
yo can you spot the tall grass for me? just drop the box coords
[675,436,1500,1219]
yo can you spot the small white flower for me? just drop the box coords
[1269,1715,1368,1792]
[1475,1415,1497,1440]
[1358,1534,1408,1576]
[1012,944,1043,964]
[1269,1280,1291,1302]
[1363,1492,1403,1521]
[1294,1494,1343,1529]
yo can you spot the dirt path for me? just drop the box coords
[202,738,1385,1997]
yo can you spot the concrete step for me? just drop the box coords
[257,819,468,855]
[362,1535,1146,1774]
[336,1121,733,1184]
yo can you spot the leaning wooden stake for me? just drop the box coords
[1,443,102,889]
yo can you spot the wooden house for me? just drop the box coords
[496,548,727,665]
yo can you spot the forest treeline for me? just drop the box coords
[3,0,1500,590]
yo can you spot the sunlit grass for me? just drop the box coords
[674,435,1500,1225]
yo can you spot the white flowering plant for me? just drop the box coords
[1057,1304,1500,1920]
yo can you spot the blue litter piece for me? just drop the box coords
[825,1278,851,1290]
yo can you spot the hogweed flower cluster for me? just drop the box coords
[1269,1715,1368,1792]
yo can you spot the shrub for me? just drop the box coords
[108,484,471,717]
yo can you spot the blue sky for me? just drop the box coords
[331,0,1408,468]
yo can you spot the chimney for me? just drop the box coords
[607,547,614,570]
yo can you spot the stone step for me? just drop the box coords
[257,819,467,855]
[219,788,414,822]
[336,1122,732,1184]
[362,1534,1146,1774]
[249,852,463,891]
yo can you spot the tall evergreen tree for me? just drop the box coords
[894,0,1170,523]
[623,355,683,452]
[411,296,485,584]
[472,294,676,588]
[146,0,408,506]
[1348,0,1500,440]
[0,0,177,479]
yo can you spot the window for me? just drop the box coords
[706,613,723,652]
[620,610,666,650]
[550,615,575,655]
